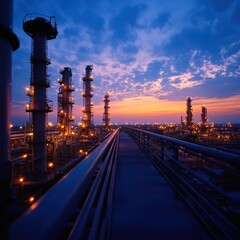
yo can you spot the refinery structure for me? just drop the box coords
[102,93,111,131]
[57,67,75,138]
[82,65,94,129]
[181,97,208,130]
[10,14,112,185]
[185,97,194,128]
[23,14,57,178]
[2,9,240,240]
[10,12,238,186]
[10,11,238,188]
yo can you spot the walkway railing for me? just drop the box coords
[126,127,240,240]
[9,129,119,240]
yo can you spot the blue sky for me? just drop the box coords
[12,0,240,125]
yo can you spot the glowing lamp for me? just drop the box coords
[19,177,24,183]
[48,162,54,168]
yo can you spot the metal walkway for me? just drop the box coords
[109,131,210,240]
[9,129,240,239]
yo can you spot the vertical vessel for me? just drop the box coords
[57,67,75,138]
[0,1,19,236]
[23,13,58,179]
[82,65,93,129]
[103,93,110,130]
[186,97,193,128]
[201,105,207,125]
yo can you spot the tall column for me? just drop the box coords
[82,65,93,129]
[0,1,19,238]
[23,14,57,179]
[186,97,193,128]
[201,105,207,125]
[58,67,75,137]
[103,93,110,129]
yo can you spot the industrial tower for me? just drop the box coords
[82,65,93,129]
[186,97,193,128]
[23,14,58,178]
[103,93,110,129]
[201,105,208,125]
[57,67,75,137]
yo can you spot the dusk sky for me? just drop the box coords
[12,0,240,125]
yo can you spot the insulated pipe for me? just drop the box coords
[0,0,19,238]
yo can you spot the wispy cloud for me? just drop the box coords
[168,73,203,89]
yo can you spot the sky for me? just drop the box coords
[12,0,240,125]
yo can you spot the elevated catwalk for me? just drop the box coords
[110,131,210,240]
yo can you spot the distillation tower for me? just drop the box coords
[82,65,93,129]
[23,14,58,178]
[186,97,193,128]
[201,105,208,125]
[57,67,75,137]
[103,93,110,129]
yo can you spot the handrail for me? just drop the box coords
[23,13,57,29]
[9,129,119,240]
[69,129,119,239]
[125,127,240,239]
[127,127,240,168]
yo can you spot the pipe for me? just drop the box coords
[0,0,19,238]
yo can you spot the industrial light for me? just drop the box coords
[29,196,35,203]
[19,177,24,183]
[48,162,54,168]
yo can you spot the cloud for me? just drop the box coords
[168,72,203,89]
[199,60,226,78]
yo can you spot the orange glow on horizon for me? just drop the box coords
[11,94,240,124]
[93,95,240,123]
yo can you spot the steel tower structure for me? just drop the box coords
[57,67,75,137]
[82,65,93,129]
[103,93,110,128]
[201,105,207,125]
[186,97,193,128]
[23,14,58,178]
